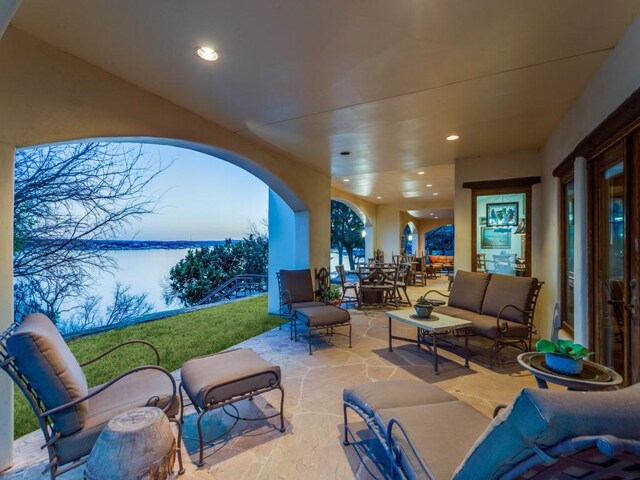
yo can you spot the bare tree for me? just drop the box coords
[13,142,167,325]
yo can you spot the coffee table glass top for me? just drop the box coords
[386,308,472,332]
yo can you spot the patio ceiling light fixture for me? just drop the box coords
[446,134,460,141]
[426,184,433,187]
[433,192,439,196]
[418,171,425,175]
[343,178,350,182]
[196,46,219,61]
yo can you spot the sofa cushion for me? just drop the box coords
[279,269,314,303]
[456,313,529,339]
[434,306,472,318]
[376,402,490,480]
[7,313,88,436]
[343,380,456,420]
[448,271,491,313]
[453,384,640,480]
[481,274,537,324]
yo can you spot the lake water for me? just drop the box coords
[57,249,191,330]
[55,247,354,331]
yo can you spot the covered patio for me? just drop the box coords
[2,0,640,478]
[4,281,541,479]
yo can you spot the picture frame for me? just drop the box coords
[486,202,518,227]
[479,216,487,226]
[481,227,511,249]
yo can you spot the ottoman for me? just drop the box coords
[295,305,351,355]
[179,348,285,466]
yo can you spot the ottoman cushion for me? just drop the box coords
[181,348,281,408]
[296,305,350,327]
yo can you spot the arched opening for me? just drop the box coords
[12,137,310,320]
[330,199,371,271]
[402,221,417,255]
[424,224,455,256]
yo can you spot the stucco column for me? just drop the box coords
[0,143,14,471]
[573,156,589,346]
[267,190,310,314]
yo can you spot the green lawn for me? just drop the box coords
[13,295,284,439]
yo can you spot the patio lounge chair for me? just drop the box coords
[277,269,325,339]
[343,380,640,480]
[0,313,183,480]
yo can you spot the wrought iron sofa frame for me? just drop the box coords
[0,321,184,480]
[423,279,544,367]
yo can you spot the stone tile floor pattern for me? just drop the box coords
[1,280,542,479]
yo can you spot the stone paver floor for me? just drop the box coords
[1,280,540,479]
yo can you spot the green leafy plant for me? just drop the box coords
[416,295,433,306]
[535,339,593,360]
[321,284,342,302]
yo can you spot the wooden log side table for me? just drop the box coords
[517,352,623,391]
[85,407,176,480]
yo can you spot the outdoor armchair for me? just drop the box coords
[0,313,184,480]
[277,269,325,339]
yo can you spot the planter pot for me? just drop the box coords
[545,353,583,375]
[415,304,434,318]
[326,299,342,307]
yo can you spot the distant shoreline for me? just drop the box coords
[23,239,240,251]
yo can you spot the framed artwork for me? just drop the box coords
[479,216,487,225]
[481,227,512,249]
[486,202,519,227]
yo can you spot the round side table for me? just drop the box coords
[517,352,623,391]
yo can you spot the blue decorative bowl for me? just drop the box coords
[545,353,583,375]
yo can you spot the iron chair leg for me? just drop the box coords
[343,402,350,445]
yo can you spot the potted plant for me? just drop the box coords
[415,295,434,318]
[321,284,343,306]
[535,339,594,375]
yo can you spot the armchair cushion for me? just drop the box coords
[7,313,89,436]
[279,269,315,303]
[55,368,178,464]
[453,384,640,480]
[448,271,491,313]
[481,274,537,324]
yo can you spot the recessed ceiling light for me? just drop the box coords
[426,184,433,187]
[434,216,439,219]
[433,192,439,196]
[196,46,219,61]
[417,171,425,175]
[429,213,434,216]
[340,151,351,156]
[343,179,350,182]
[376,196,382,199]
[446,134,460,141]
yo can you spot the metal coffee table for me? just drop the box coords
[386,309,472,374]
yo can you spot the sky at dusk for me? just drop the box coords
[119,144,269,241]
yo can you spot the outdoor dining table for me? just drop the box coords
[357,266,397,307]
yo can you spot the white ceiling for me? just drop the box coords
[10,0,640,217]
